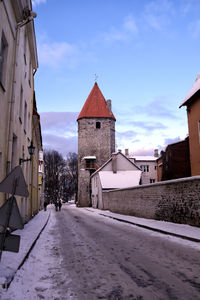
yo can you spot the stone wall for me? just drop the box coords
[78,118,115,168]
[78,169,91,207]
[102,176,200,227]
[78,117,115,206]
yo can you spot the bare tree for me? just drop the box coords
[44,150,78,203]
[44,150,64,203]
[62,152,78,202]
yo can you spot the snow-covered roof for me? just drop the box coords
[130,156,157,161]
[83,156,96,160]
[91,151,141,178]
[180,74,200,107]
[99,170,142,189]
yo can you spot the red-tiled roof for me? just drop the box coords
[77,82,116,120]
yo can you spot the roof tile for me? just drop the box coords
[77,82,116,120]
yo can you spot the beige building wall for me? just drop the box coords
[187,99,200,176]
[0,1,16,205]
[129,158,158,184]
[32,111,43,216]
[91,174,103,209]
[0,0,39,223]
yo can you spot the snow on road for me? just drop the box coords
[0,203,200,299]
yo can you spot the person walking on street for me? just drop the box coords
[44,200,48,211]
[58,200,62,211]
[55,201,58,211]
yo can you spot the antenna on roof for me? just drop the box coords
[94,73,98,82]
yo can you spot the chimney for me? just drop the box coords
[112,153,117,173]
[118,149,121,153]
[106,99,112,113]
[154,149,159,157]
[125,149,129,157]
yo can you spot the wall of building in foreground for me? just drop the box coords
[102,176,200,227]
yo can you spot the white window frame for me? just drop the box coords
[140,165,149,172]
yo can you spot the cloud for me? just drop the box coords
[116,130,138,139]
[129,121,166,132]
[40,112,78,156]
[180,0,200,16]
[189,19,200,38]
[32,0,46,7]
[102,27,128,43]
[123,15,138,34]
[129,148,157,156]
[40,112,78,134]
[143,0,174,31]
[42,134,77,157]
[102,15,138,43]
[134,98,176,119]
[37,41,79,69]
[164,136,182,147]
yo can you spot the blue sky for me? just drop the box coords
[32,0,200,157]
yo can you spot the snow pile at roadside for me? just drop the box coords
[86,207,200,241]
[0,208,50,286]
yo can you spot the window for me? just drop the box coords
[150,179,155,183]
[140,165,149,172]
[85,159,95,169]
[28,60,32,87]
[24,30,27,65]
[11,134,17,170]
[0,32,8,89]
[154,166,157,170]
[24,101,27,134]
[27,112,30,138]
[39,161,43,173]
[96,122,101,129]
[19,86,23,123]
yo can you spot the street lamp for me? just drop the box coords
[19,141,35,165]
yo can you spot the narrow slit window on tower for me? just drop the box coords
[96,122,101,129]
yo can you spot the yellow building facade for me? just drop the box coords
[180,75,200,176]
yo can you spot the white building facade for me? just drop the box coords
[125,149,158,185]
[91,151,142,209]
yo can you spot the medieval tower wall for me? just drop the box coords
[77,83,116,207]
[78,117,115,168]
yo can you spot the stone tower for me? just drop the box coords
[77,82,116,206]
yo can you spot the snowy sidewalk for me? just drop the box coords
[1,204,200,289]
[0,208,50,288]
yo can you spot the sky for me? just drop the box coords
[32,0,200,157]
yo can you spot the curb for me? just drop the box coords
[98,213,200,243]
[2,211,51,289]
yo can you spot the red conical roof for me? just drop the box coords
[77,82,116,121]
